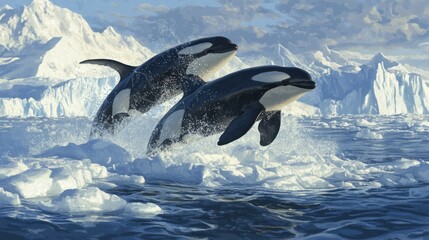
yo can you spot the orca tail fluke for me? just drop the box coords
[80,59,136,81]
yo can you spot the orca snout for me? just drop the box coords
[286,78,316,89]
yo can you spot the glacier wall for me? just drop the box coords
[318,62,429,115]
[278,44,429,115]
[0,75,318,118]
[0,77,117,117]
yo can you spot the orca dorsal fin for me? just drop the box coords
[258,111,281,146]
[180,74,206,96]
[80,59,137,81]
[218,102,264,146]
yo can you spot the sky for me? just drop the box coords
[3,0,429,70]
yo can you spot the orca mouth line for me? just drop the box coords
[283,79,317,89]
[208,43,238,54]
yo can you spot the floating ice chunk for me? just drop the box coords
[132,157,204,184]
[355,128,383,139]
[0,159,29,179]
[107,174,145,185]
[220,166,253,182]
[411,121,429,133]
[418,121,429,127]
[37,139,133,170]
[376,159,429,187]
[335,121,350,129]
[355,119,375,127]
[49,166,92,195]
[87,162,109,179]
[50,174,83,196]
[124,202,163,218]
[379,174,419,187]
[4,168,53,198]
[132,158,167,177]
[40,187,126,214]
[0,187,21,205]
[47,159,110,195]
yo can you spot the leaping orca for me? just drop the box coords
[147,66,316,155]
[80,36,238,136]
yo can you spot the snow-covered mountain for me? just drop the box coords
[1,0,427,118]
[0,0,154,80]
[278,44,429,115]
[0,0,318,118]
[0,0,158,118]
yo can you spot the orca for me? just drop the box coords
[80,36,238,136]
[147,66,316,155]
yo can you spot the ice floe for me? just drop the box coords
[1,114,428,216]
[355,128,383,140]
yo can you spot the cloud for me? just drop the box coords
[78,0,428,62]
[137,3,169,15]
[274,0,429,50]
[127,0,278,52]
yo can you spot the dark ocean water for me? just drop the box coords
[1,183,428,239]
[0,115,428,239]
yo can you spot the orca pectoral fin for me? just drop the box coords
[80,59,136,81]
[218,103,264,146]
[258,111,281,146]
[180,74,206,96]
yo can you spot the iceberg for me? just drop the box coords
[277,44,429,115]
